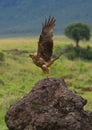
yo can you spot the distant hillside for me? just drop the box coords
[0,0,92,37]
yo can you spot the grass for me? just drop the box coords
[0,35,92,130]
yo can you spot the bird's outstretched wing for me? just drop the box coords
[37,17,56,61]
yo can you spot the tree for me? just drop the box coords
[64,22,91,48]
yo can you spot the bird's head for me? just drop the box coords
[29,53,37,59]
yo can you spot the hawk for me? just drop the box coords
[29,17,61,77]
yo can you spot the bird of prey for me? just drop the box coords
[29,17,61,77]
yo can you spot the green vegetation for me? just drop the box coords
[64,23,91,48]
[0,51,4,61]
[0,36,92,130]
[63,44,92,60]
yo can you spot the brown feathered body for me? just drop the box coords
[29,17,56,77]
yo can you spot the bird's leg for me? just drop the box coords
[42,64,49,78]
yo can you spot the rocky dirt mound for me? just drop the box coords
[5,78,92,130]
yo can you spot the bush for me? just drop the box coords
[63,45,77,60]
[63,45,92,60]
[0,52,4,61]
